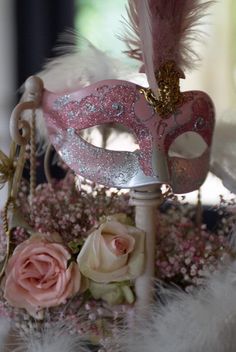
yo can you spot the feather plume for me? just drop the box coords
[123,0,214,81]
[119,263,236,352]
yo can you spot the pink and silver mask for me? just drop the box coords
[42,78,214,194]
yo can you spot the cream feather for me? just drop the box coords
[21,34,133,144]
[38,37,119,93]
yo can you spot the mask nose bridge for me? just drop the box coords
[151,145,170,182]
[139,112,170,183]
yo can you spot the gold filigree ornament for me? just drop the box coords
[0,136,28,279]
[140,61,185,118]
[0,197,14,279]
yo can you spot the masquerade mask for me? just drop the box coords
[40,0,216,194]
[42,74,214,194]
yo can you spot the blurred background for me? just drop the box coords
[0,0,236,206]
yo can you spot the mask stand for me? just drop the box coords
[130,185,163,314]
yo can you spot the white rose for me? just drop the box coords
[77,220,145,283]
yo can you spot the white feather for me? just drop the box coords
[6,322,90,352]
[21,35,133,143]
[119,263,236,352]
[135,0,157,93]
[38,39,119,93]
[0,317,10,349]
[123,0,158,93]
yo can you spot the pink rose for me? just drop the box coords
[77,219,145,283]
[3,234,81,318]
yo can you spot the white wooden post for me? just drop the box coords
[130,186,163,313]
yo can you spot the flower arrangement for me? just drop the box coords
[0,165,235,347]
[1,0,236,349]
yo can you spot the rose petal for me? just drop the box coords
[103,233,135,256]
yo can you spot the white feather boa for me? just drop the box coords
[119,264,236,352]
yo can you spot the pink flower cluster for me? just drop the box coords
[156,206,232,290]
[15,173,132,243]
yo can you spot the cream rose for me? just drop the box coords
[77,220,145,283]
[3,234,81,318]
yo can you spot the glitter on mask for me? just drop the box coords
[67,110,76,119]
[53,95,73,110]
[67,127,75,137]
[86,103,97,112]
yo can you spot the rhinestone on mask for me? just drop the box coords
[67,110,76,120]
[112,103,124,116]
[86,103,97,113]
[67,127,75,137]
[194,117,205,130]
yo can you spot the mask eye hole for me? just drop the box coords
[79,123,139,152]
[168,131,208,158]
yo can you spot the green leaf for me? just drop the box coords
[68,240,84,254]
